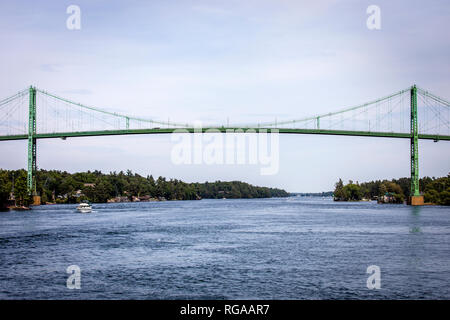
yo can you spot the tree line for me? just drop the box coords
[0,169,289,208]
[333,175,450,205]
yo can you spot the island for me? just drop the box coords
[0,169,289,209]
[333,175,450,205]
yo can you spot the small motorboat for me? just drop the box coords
[76,202,92,213]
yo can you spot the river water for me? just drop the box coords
[0,197,449,299]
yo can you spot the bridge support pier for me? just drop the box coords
[27,86,40,205]
[409,196,424,206]
[409,85,423,206]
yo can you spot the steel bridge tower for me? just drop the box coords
[27,86,40,205]
[409,85,424,205]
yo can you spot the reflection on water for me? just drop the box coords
[410,227,421,233]
[0,197,449,299]
[411,206,422,216]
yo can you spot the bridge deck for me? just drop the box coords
[0,128,449,141]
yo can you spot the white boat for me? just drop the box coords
[77,202,92,213]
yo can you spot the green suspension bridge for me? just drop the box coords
[0,84,449,205]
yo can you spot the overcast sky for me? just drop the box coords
[0,0,449,192]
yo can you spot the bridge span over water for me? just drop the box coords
[0,85,449,205]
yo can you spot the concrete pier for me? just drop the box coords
[409,196,424,206]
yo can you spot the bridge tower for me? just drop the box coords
[409,85,424,205]
[27,86,40,205]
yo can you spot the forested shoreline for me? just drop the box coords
[333,175,450,205]
[0,169,289,208]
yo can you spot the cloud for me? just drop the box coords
[60,89,93,95]
[40,64,60,72]
[1,0,449,191]
[192,5,233,16]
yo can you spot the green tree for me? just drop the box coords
[333,178,344,200]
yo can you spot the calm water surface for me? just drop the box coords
[0,197,449,299]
